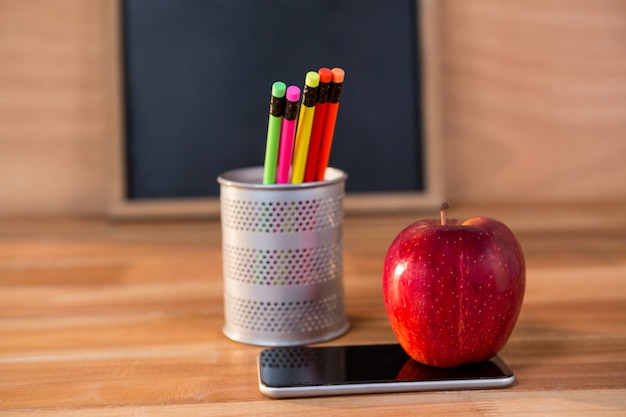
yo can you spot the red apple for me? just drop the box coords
[382,203,525,368]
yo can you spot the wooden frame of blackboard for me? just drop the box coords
[106,0,444,219]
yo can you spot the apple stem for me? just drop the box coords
[440,202,449,226]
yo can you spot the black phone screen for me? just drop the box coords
[259,343,514,388]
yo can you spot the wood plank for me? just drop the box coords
[0,204,625,414]
[1,1,626,215]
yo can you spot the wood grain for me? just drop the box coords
[1,1,626,215]
[440,0,626,204]
[0,0,110,214]
[0,204,625,415]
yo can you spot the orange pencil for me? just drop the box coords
[315,68,344,181]
[303,68,332,182]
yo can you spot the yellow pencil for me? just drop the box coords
[291,71,320,184]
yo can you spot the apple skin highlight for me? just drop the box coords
[382,210,526,368]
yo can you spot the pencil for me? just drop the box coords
[276,86,301,184]
[315,68,344,181]
[291,71,319,184]
[263,81,286,184]
[303,68,332,182]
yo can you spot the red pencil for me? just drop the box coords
[315,68,344,181]
[303,68,332,182]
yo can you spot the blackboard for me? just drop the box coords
[113,0,443,216]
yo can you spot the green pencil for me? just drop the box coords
[263,81,287,184]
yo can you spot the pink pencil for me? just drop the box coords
[276,86,301,184]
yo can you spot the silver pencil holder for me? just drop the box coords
[218,166,349,346]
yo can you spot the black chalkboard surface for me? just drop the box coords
[121,0,430,202]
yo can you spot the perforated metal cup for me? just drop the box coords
[218,166,349,346]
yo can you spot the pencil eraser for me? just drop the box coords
[305,71,320,88]
[318,68,332,83]
[286,85,301,102]
[331,68,345,83]
[272,81,287,98]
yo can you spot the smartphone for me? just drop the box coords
[258,343,515,398]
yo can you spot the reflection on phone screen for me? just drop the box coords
[259,343,513,388]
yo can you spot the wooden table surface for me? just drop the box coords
[1,204,625,416]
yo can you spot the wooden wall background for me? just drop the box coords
[1,0,625,216]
